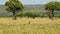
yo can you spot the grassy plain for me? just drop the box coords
[0,17,60,34]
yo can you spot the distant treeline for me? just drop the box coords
[0,5,60,18]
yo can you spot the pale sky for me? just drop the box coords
[0,0,60,5]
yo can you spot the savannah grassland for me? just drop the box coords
[0,17,60,34]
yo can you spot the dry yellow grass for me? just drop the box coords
[0,17,60,34]
[0,17,60,24]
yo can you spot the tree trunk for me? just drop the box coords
[52,10,54,17]
[13,12,17,20]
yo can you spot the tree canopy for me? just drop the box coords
[5,0,24,20]
[5,0,24,12]
[45,1,60,10]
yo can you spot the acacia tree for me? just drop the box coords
[5,0,24,20]
[45,1,60,18]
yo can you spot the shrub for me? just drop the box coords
[24,11,34,18]
[18,12,25,18]
[24,11,41,18]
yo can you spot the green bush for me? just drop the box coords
[18,11,45,18]
[24,11,41,18]
[24,11,34,18]
[58,16,60,18]
[18,12,25,18]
